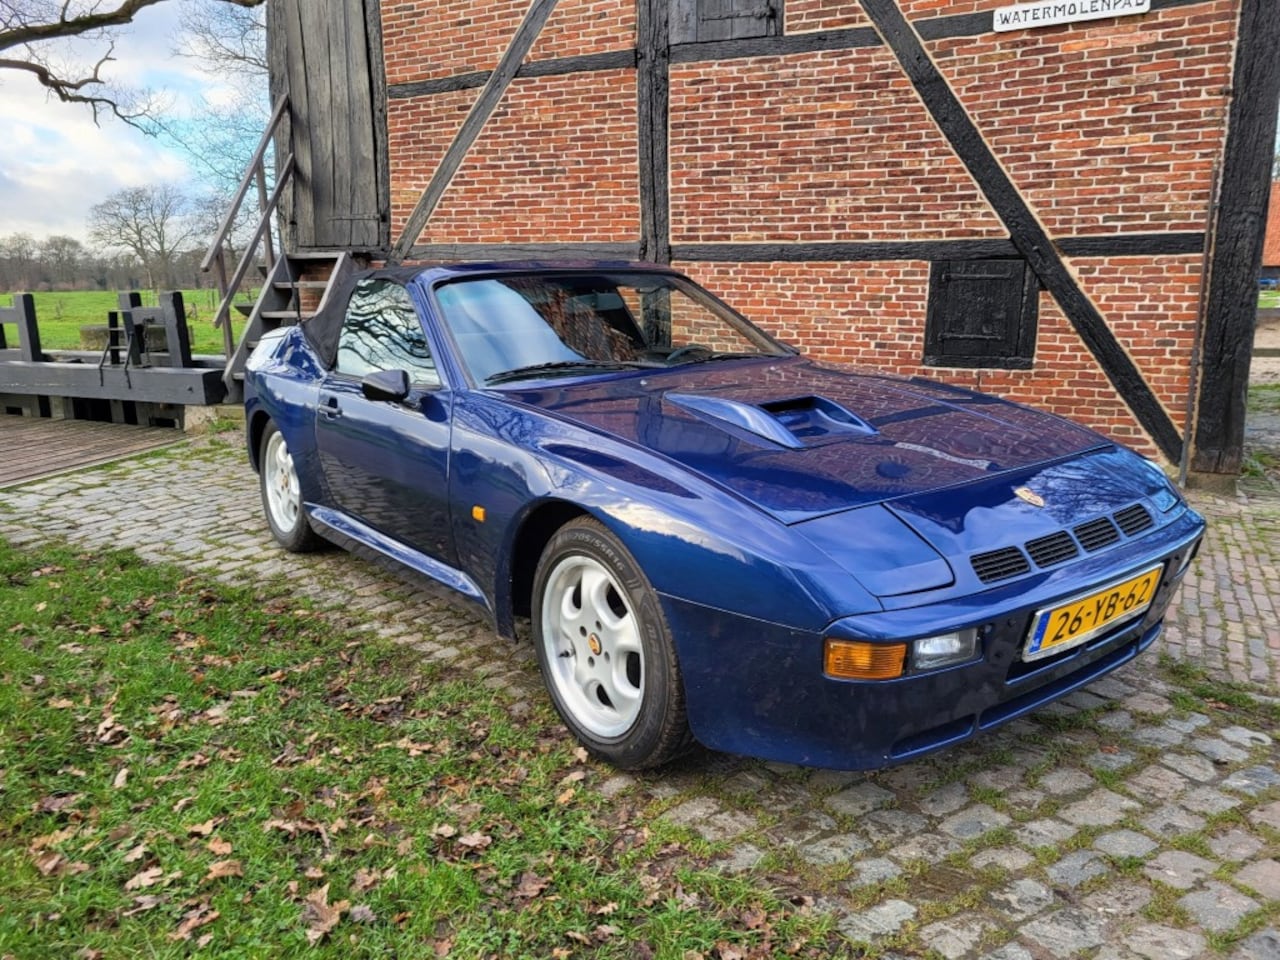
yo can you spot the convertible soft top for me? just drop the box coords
[302,265,424,369]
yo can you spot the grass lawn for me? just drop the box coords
[1261,290,1280,309]
[0,538,835,959]
[0,290,259,356]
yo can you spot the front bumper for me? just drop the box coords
[663,506,1205,769]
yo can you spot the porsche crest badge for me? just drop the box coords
[1014,486,1046,508]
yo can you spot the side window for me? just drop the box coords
[671,0,781,43]
[336,279,440,385]
[923,260,1038,370]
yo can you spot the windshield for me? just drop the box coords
[432,271,790,385]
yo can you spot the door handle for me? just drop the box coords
[321,394,342,419]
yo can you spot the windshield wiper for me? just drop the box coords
[485,360,656,385]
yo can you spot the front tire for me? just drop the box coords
[259,421,321,552]
[532,518,691,769]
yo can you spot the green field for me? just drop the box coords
[1262,289,1280,309]
[0,290,259,356]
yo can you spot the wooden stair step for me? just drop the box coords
[260,310,316,320]
[273,280,330,290]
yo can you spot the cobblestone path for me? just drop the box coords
[2,437,1278,959]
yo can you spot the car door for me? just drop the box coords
[314,277,455,565]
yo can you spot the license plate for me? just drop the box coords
[1023,565,1163,662]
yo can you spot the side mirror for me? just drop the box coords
[360,368,411,402]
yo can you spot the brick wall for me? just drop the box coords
[389,72,640,245]
[927,2,1235,235]
[669,49,1007,243]
[376,0,1238,459]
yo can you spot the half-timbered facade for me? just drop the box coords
[265,0,1279,476]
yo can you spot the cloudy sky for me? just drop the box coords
[0,3,241,243]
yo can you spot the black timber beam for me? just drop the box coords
[388,0,562,261]
[1192,0,1280,475]
[407,242,642,261]
[0,363,227,406]
[637,0,671,263]
[674,233,1204,263]
[858,0,1183,463]
[388,52,635,99]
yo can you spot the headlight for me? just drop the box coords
[911,629,978,671]
[1142,459,1182,512]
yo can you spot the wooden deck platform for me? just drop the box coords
[0,417,184,489]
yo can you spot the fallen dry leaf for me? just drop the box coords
[168,900,219,941]
[353,868,381,893]
[206,837,232,857]
[122,844,148,864]
[29,826,78,852]
[95,716,128,745]
[113,768,129,790]
[48,698,76,709]
[514,871,549,900]
[124,866,164,891]
[203,860,243,882]
[457,832,492,852]
[187,818,220,837]
[34,852,64,876]
[301,884,349,946]
[555,787,576,806]
[35,793,82,814]
[122,895,167,917]
[350,904,376,924]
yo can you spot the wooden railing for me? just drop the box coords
[201,94,296,358]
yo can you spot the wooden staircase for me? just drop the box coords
[221,251,354,398]
[201,94,358,402]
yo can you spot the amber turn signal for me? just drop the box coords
[824,639,907,680]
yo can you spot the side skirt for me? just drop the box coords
[306,504,500,633]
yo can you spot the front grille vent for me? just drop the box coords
[1114,503,1154,536]
[1026,532,1079,568]
[965,501,1156,585]
[972,547,1031,584]
[1074,516,1120,552]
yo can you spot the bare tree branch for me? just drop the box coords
[1,0,261,53]
[0,0,265,129]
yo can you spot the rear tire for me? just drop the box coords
[259,421,322,552]
[532,517,692,769]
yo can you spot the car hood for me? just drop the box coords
[506,358,1109,524]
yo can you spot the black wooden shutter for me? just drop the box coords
[924,259,1038,369]
[671,0,780,43]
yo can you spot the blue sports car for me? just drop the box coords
[244,263,1205,770]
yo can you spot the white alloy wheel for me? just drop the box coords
[540,554,645,738]
[258,422,321,552]
[264,430,302,532]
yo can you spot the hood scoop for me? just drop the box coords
[666,393,878,450]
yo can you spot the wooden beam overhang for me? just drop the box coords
[858,0,1185,463]
[388,0,563,262]
[1191,0,1280,475]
